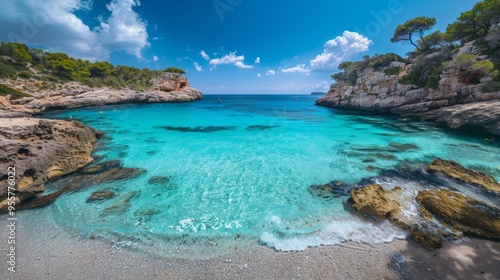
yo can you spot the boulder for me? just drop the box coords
[427,158,500,192]
[86,190,116,203]
[417,189,500,239]
[0,118,101,211]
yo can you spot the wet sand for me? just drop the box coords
[1,214,499,280]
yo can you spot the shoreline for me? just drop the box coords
[2,210,499,279]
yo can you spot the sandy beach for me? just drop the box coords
[1,210,499,280]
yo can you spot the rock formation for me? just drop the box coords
[0,72,203,116]
[427,158,500,192]
[0,118,103,210]
[316,45,500,135]
[417,189,500,240]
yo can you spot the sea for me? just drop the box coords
[23,94,500,256]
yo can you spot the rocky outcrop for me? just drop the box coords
[427,158,500,192]
[348,184,448,249]
[0,72,203,115]
[0,118,102,210]
[316,45,500,135]
[417,189,500,239]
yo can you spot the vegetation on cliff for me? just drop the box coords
[332,0,500,91]
[0,42,186,92]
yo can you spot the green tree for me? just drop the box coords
[89,62,112,77]
[391,17,437,51]
[446,0,500,42]
[164,67,186,74]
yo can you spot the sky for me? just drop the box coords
[0,0,483,94]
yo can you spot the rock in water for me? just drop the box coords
[86,190,116,203]
[427,158,500,192]
[0,118,101,211]
[348,184,451,249]
[417,189,500,239]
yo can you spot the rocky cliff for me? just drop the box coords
[0,72,203,117]
[0,118,103,210]
[316,44,500,135]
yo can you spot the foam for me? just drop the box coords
[260,219,407,252]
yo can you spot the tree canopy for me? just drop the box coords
[0,42,187,92]
[390,16,436,51]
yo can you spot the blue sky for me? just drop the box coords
[0,0,482,94]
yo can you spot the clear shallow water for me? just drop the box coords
[36,94,500,253]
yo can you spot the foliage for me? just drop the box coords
[0,84,32,100]
[164,67,186,74]
[0,42,187,92]
[445,53,498,84]
[331,53,405,85]
[399,48,452,89]
[446,0,500,43]
[419,31,448,50]
[483,81,500,92]
[17,71,31,79]
[384,67,403,76]
[391,16,437,51]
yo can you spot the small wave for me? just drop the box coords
[259,219,406,252]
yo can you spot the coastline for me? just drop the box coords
[3,209,499,279]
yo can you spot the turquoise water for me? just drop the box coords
[36,94,499,253]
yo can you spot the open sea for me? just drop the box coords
[25,94,500,255]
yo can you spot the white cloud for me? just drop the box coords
[209,51,253,69]
[310,31,372,71]
[257,73,262,77]
[152,36,164,41]
[153,55,158,62]
[194,62,203,71]
[235,61,253,69]
[0,0,150,61]
[200,50,210,61]
[281,64,310,74]
[255,57,260,64]
[266,70,276,76]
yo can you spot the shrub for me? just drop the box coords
[17,71,31,79]
[483,81,500,92]
[384,67,403,76]
[0,84,32,99]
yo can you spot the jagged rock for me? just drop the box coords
[348,184,403,219]
[82,160,121,175]
[152,73,190,92]
[348,184,452,249]
[417,189,500,239]
[86,190,116,203]
[0,118,101,211]
[427,158,500,192]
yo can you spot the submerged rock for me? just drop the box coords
[308,180,352,199]
[100,190,140,217]
[147,176,170,187]
[417,189,500,239]
[82,160,121,175]
[161,125,236,133]
[86,190,116,203]
[427,158,500,192]
[66,165,146,191]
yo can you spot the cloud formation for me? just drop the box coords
[200,50,210,61]
[310,31,372,71]
[209,51,253,69]
[281,64,310,74]
[194,62,203,71]
[255,57,260,64]
[266,70,276,76]
[0,0,150,60]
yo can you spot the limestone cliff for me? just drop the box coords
[0,72,203,116]
[0,118,103,210]
[316,44,500,135]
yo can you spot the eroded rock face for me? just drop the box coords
[0,118,102,210]
[417,189,500,239]
[315,45,500,135]
[0,73,203,115]
[427,158,500,192]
